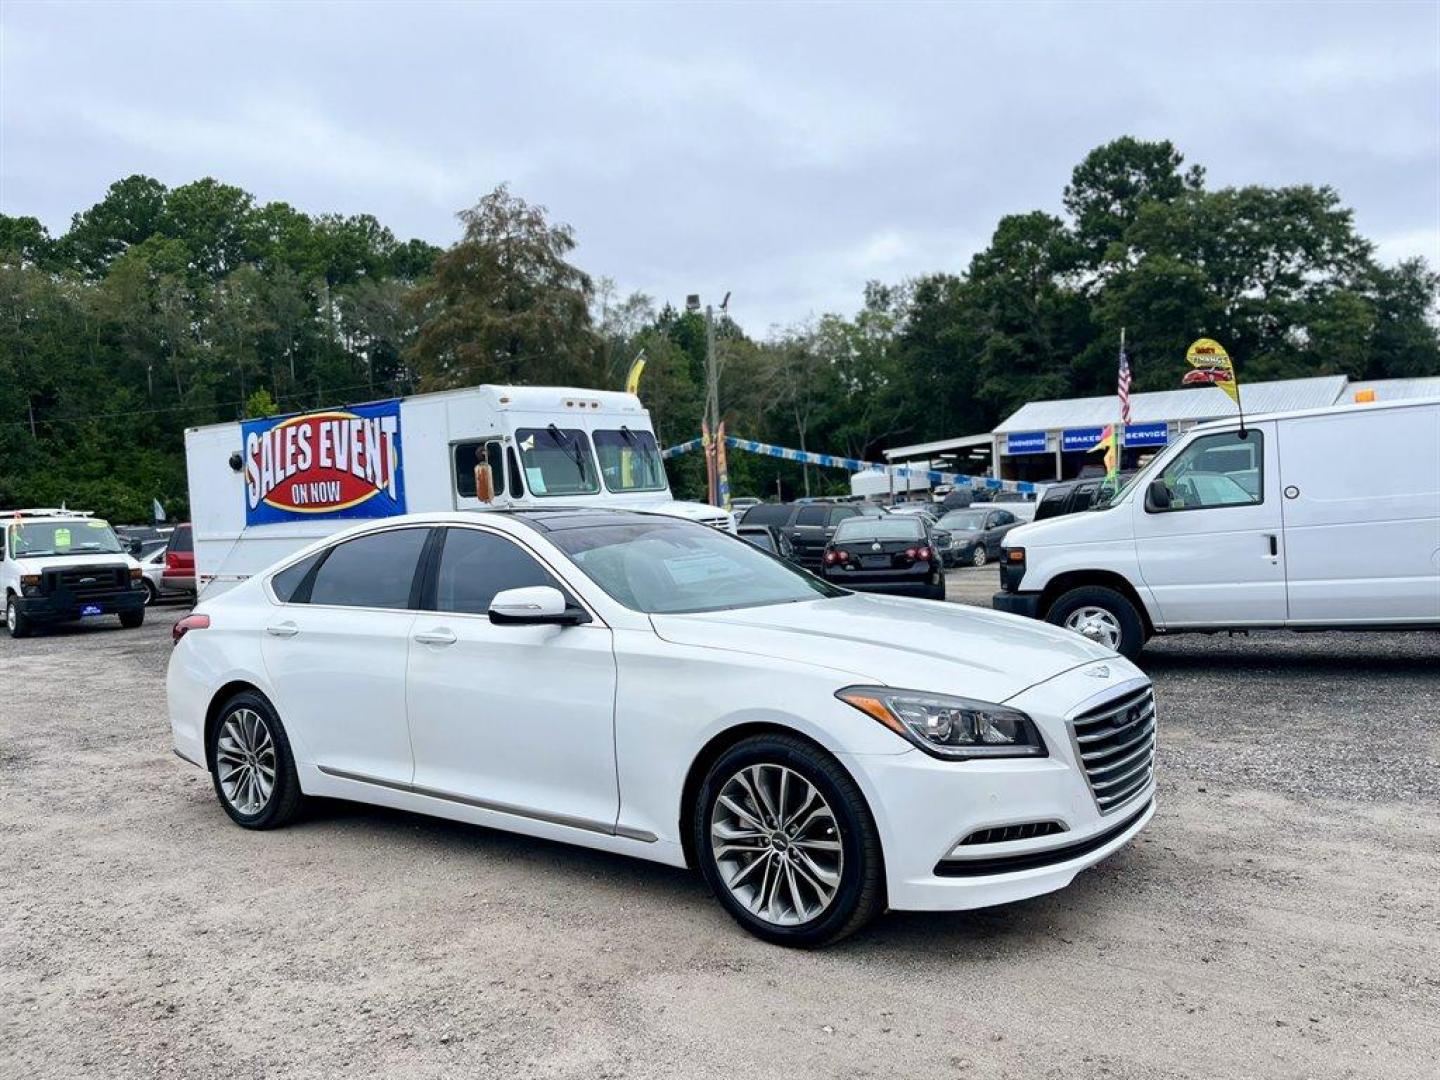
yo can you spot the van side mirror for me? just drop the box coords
[489,585,589,626]
[1146,478,1172,511]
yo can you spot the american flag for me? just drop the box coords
[1118,342,1133,425]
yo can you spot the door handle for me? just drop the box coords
[413,629,457,646]
[265,622,299,638]
[1267,535,1279,557]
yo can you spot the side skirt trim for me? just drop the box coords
[315,764,657,843]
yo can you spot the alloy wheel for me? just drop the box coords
[709,763,843,926]
[216,708,277,816]
[971,546,988,567]
[6,600,15,632]
[1063,605,1123,650]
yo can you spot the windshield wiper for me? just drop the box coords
[548,423,589,478]
[619,425,638,446]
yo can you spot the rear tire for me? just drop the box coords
[119,609,144,629]
[6,595,32,638]
[1046,585,1146,659]
[208,691,305,829]
[694,734,884,947]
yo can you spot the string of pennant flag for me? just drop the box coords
[661,436,1040,495]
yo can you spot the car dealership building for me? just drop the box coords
[882,374,1440,486]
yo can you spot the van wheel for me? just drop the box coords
[119,609,144,629]
[6,595,32,638]
[1047,586,1145,659]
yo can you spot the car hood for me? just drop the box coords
[649,591,1115,703]
[11,553,139,574]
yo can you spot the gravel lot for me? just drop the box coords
[3,572,1437,1079]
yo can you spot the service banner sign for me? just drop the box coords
[1122,422,1170,447]
[1061,427,1105,452]
[242,401,406,525]
[1004,431,1049,455]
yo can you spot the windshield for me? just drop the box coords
[834,517,925,542]
[550,521,844,614]
[514,427,601,497]
[592,428,667,493]
[939,510,987,532]
[7,519,125,558]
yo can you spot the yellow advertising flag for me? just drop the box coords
[1184,338,1240,405]
[625,354,647,396]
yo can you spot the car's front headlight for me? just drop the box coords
[836,686,1046,760]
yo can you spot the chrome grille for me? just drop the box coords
[1071,685,1156,814]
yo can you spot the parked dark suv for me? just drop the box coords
[739,501,886,568]
[1033,474,1133,521]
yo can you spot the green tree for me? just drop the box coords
[406,185,598,389]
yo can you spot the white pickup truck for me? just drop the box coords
[3,509,147,637]
[994,397,1440,657]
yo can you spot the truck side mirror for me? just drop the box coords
[1146,478,1172,511]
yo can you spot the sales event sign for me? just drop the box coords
[242,400,406,525]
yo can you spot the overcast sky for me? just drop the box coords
[2,1,1436,334]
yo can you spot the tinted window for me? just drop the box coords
[1070,484,1098,512]
[994,510,1015,526]
[168,526,192,553]
[738,529,778,554]
[308,528,429,609]
[271,551,323,603]
[1034,488,1068,521]
[740,504,790,526]
[829,507,859,525]
[432,528,565,615]
[795,506,827,526]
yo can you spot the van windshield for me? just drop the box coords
[593,428,667,492]
[8,519,125,558]
[514,427,601,497]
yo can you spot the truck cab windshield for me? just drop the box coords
[514,427,601,497]
[593,427,667,492]
[8,520,125,559]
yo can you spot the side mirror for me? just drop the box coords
[489,585,589,626]
[1146,478,1172,511]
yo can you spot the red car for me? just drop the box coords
[162,523,196,599]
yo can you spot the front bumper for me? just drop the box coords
[17,588,145,622]
[841,665,1155,911]
[992,590,1043,619]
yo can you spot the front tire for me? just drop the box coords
[208,691,304,829]
[6,595,32,638]
[970,545,988,567]
[694,734,884,947]
[1046,585,1146,659]
[119,609,144,629]
[142,581,158,606]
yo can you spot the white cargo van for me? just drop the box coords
[3,509,147,637]
[993,397,1440,657]
[185,385,732,599]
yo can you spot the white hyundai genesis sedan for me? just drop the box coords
[167,509,1156,946]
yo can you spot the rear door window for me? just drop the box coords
[740,504,790,527]
[306,528,430,609]
[794,507,827,527]
[168,526,192,554]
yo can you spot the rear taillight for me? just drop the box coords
[172,613,210,645]
[824,551,838,564]
[917,546,932,560]
[904,547,918,559]
[165,551,180,570]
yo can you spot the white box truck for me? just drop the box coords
[184,385,733,598]
[993,396,1440,657]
